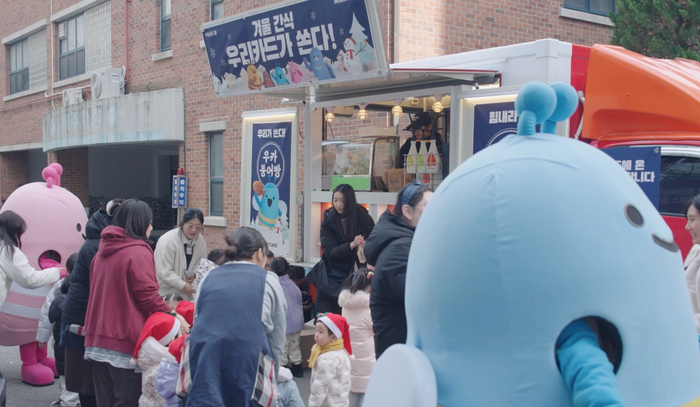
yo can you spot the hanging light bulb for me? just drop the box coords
[432,94,444,113]
[325,112,335,123]
[357,103,368,120]
[391,104,403,116]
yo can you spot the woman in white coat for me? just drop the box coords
[0,210,63,309]
[155,208,207,300]
[338,267,375,407]
[685,196,700,333]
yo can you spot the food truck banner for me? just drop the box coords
[602,146,661,208]
[250,122,293,257]
[202,0,384,96]
[473,101,520,154]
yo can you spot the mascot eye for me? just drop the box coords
[625,205,644,227]
[76,223,82,232]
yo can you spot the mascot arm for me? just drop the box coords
[278,201,289,228]
[3,248,60,290]
[308,356,338,407]
[327,64,336,79]
[36,282,59,343]
[363,344,437,407]
[252,194,262,211]
[555,320,625,407]
[154,239,187,291]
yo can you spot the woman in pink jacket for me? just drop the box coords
[338,267,375,407]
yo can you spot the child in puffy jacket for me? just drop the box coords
[156,333,188,407]
[309,313,352,407]
[132,313,180,407]
[270,257,305,378]
[37,253,79,407]
[338,267,375,407]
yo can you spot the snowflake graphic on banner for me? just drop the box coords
[227,33,231,40]
[210,48,216,58]
[339,27,344,36]
[310,11,316,20]
[220,59,226,66]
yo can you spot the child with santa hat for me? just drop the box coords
[309,313,352,407]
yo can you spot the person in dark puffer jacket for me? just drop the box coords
[60,199,122,407]
[364,182,433,358]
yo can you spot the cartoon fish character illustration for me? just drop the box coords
[303,48,336,81]
[288,61,311,84]
[252,181,288,230]
[246,64,262,90]
[271,65,290,86]
[363,82,700,407]
[263,70,275,88]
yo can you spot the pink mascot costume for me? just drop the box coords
[0,163,87,386]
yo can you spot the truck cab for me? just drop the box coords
[575,44,700,258]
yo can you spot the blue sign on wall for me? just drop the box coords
[602,146,661,208]
[473,101,519,155]
[172,175,187,208]
[249,122,293,256]
[202,0,383,96]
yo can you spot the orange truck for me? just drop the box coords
[570,43,700,258]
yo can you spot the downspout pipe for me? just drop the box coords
[125,0,130,88]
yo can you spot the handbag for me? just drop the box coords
[305,258,340,297]
[251,349,276,407]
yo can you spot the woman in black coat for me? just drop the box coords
[318,184,375,314]
[365,181,433,358]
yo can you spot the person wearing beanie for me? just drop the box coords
[396,111,443,170]
[155,208,208,301]
[132,313,180,407]
[309,313,352,407]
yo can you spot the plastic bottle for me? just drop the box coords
[416,142,427,173]
[406,140,417,173]
[426,141,441,173]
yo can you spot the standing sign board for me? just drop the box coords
[201,0,387,97]
[602,146,661,208]
[473,101,520,154]
[172,176,187,208]
[242,108,298,260]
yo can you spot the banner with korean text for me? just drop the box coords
[242,108,298,260]
[201,0,386,96]
[602,146,661,208]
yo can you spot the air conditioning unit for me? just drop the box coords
[90,67,125,100]
[62,87,83,106]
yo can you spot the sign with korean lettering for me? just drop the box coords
[249,122,292,257]
[172,175,187,208]
[201,0,384,96]
[473,101,523,154]
[602,147,661,208]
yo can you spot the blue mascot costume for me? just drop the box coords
[363,82,700,406]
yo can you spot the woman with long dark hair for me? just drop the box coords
[84,199,189,406]
[187,227,286,406]
[365,181,433,357]
[318,184,375,314]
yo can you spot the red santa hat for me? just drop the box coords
[318,313,352,355]
[176,301,195,327]
[345,37,356,45]
[132,312,180,360]
[168,334,188,363]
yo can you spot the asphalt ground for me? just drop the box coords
[0,344,312,407]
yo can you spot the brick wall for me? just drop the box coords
[55,147,89,206]
[0,151,28,204]
[1,0,614,254]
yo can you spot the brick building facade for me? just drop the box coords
[0,0,612,254]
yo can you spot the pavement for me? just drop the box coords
[0,344,313,407]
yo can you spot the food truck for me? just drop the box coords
[201,0,700,263]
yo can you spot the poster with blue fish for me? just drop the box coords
[201,0,387,96]
[250,122,292,257]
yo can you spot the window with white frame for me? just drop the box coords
[210,132,224,216]
[9,39,29,94]
[58,14,85,80]
[211,0,223,20]
[564,0,615,16]
[161,0,171,51]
